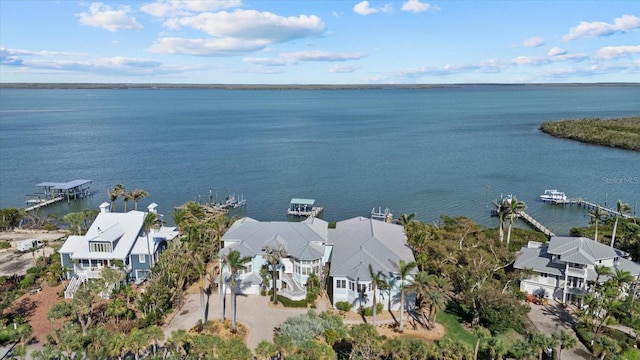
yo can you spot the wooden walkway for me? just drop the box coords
[24,196,63,212]
[517,210,556,238]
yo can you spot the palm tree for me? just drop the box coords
[587,205,607,242]
[472,326,490,360]
[393,259,417,332]
[122,191,133,212]
[107,184,124,212]
[553,330,577,360]
[610,200,631,247]
[594,335,620,360]
[264,243,288,304]
[492,198,509,242]
[368,263,384,327]
[406,271,433,328]
[144,212,158,269]
[222,249,251,332]
[483,337,508,360]
[505,197,526,245]
[132,189,149,211]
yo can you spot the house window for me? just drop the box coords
[237,263,253,275]
[357,283,367,293]
[139,254,146,263]
[349,281,355,291]
[89,242,111,253]
[336,279,346,288]
[540,273,548,278]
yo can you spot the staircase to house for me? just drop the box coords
[281,273,306,301]
[64,273,88,299]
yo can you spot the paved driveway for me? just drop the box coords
[163,291,309,350]
[527,301,594,360]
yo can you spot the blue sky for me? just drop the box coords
[1,0,639,84]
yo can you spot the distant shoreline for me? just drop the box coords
[1,82,639,90]
[540,116,640,151]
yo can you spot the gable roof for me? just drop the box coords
[221,216,328,260]
[328,217,415,281]
[60,210,146,260]
[547,236,626,265]
[514,237,640,280]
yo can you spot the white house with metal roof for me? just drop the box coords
[328,216,416,311]
[59,202,178,297]
[219,215,416,310]
[219,216,329,299]
[514,236,640,304]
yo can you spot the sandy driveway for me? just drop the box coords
[0,230,67,276]
[163,290,310,350]
[527,300,594,359]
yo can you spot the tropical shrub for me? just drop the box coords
[335,301,352,313]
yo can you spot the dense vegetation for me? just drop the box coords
[2,194,639,359]
[540,116,640,151]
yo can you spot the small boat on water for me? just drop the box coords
[540,190,567,204]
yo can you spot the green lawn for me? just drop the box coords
[437,311,476,348]
[436,311,524,351]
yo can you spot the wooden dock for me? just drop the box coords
[516,210,556,238]
[544,198,631,219]
[24,196,64,212]
[24,179,93,212]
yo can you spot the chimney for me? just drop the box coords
[147,203,158,214]
[99,202,110,213]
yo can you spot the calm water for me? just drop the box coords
[1,85,639,235]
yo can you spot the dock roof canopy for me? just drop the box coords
[290,198,315,206]
[36,179,91,190]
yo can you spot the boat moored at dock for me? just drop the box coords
[540,190,567,204]
[287,198,323,217]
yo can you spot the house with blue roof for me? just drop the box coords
[514,236,640,304]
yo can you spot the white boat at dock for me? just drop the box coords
[288,198,323,217]
[540,190,567,204]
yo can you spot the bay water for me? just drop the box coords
[1,85,639,235]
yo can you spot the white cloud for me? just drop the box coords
[141,0,242,18]
[596,45,640,60]
[511,56,550,66]
[242,51,366,66]
[147,37,270,56]
[282,51,366,62]
[151,9,325,56]
[401,0,431,13]
[0,47,199,76]
[170,10,324,42]
[242,57,294,66]
[329,64,361,73]
[76,2,142,32]
[548,47,567,56]
[354,1,377,15]
[521,36,545,48]
[562,15,640,41]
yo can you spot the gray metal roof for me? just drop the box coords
[328,217,415,281]
[514,236,640,281]
[548,236,627,264]
[513,246,564,277]
[221,216,328,260]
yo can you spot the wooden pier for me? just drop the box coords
[25,179,93,212]
[516,210,556,238]
[543,198,631,219]
[24,196,64,212]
